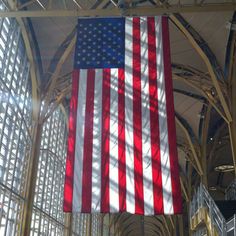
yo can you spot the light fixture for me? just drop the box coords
[209,186,225,193]
[210,87,216,97]
[214,164,234,173]
[209,186,217,191]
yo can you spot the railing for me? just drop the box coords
[225,179,236,200]
[190,183,227,236]
[192,226,207,236]
[226,215,236,236]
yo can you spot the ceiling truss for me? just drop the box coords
[0,0,236,17]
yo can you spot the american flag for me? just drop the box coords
[64,16,182,215]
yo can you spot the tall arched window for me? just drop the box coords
[31,107,68,235]
[0,3,32,235]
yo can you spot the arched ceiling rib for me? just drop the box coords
[181,11,232,70]
[170,13,232,122]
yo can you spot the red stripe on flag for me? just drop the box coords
[118,68,126,212]
[133,17,144,214]
[162,17,182,213]
[101,69,111,212]
[147,17,164,214]
[81,69,95,212]
[63,70,80,212]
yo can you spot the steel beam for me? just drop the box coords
[200,104,212,187]
[173,73,228,123]
[12,16,39,120]
[0,4,235,17]
[224,12,236,81]
[85,214,91,236]
[170,14,232,123]
[229,60,236,174]
[21,121,43,236]
[168,215,174,229]
[64,213,72,236]
[229,123,236,174]
[42,85,71,122]
[178,215,184,236]
[208,123,226,170]
[44,28,76,84]
[160,216,171,236]
[175,115,203,176]
[18,0,38,10]
[177,144,199,173]
[180,175,189,202]
[41,35,76,122]
[172,64,227,122]
[92,0,110,9]
[226,15,236,175]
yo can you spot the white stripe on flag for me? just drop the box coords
[140,17,154,215]
[73,69,87,212]
[109,68,119,212]
[155,17,174,214]
[91,69,103,211]
[125,17,135,214]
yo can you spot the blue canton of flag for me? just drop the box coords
[74,18,125,69]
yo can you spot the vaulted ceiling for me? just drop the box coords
[4,0,236,234]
